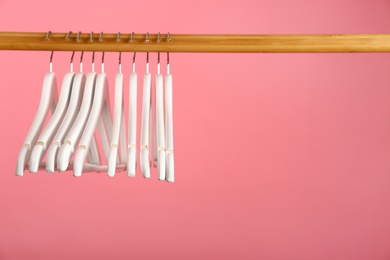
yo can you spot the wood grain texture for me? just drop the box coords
[1,32,390,52]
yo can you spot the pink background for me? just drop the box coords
[1,0,390,259]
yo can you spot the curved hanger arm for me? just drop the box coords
[16,72,58,176]
[29,72,74,173]
[140,73,152,178]
[57,72,98,172]
[156,73,166,180]
[73,73,113,177]
[165,74,174,182]
[107,73,126,177]
[127,72,137,177]
[46,73,85,172]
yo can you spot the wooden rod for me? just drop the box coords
[1,32,390,53]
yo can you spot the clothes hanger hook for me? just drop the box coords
[80,51,84,72]
[167,52,170,74]
[76,31,81,42]
[70,51,75,72]
[100,32,104,72]
[167,32,170,74]
[90,31,94,42]
[130,32,134,43]
[157,33,161,74]
[146,52,149,73]
[117,32,121,42]
[101,52,105,73]
[157,52,160,74]
[49,51,54,72]
[119,52,122,73]
[45,31,51,41]
[65,31,72,41]
[132,52,136,73]
[146,32,149,72]
[92,51,95,73]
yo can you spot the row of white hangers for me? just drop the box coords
[15,49,174,182]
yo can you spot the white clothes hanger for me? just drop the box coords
[165,53,174,182]
[46,52,85,172]
[140,52,152,178]
[155,52,166,180]
[107,50,127,177]
[57,51,100,172]
[16,51,58,176]
[28,52,75,173]
[73,51,114,177]
[127,51,137,177]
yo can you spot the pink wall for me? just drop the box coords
[1,0,390,259]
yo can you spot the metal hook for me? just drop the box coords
[146,52,149,73]
[92,51,95,73]
[157,32,161,74]
[90,31,94,42]
[70,51,75,72]
[76,31,81,42]
[167,32,171,74]
[130,32,134,43]
[157,53,161,74]
[65,31,72,41]
[49,51,54,72]
[132,52,136,73]
[45,31,51,41]
[146,32,149,72]
[80,51,84,72]
[101,52,105,73]
[117,32,121,42]
[119,52,122,73]
[99,32,103,42]
[167,52,170,74]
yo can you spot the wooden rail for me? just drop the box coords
[1,32,390,52]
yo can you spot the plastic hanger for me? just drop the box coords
[73,51,114,177]
[28,52,75,173]
[57,51,100,172]
[107,50,127,177]
[154,52,166,180]
[46,52,85,172]
[16,51,58,176]
[127,51,137,177]
[165,52,174,182]
[140,52,152,178]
